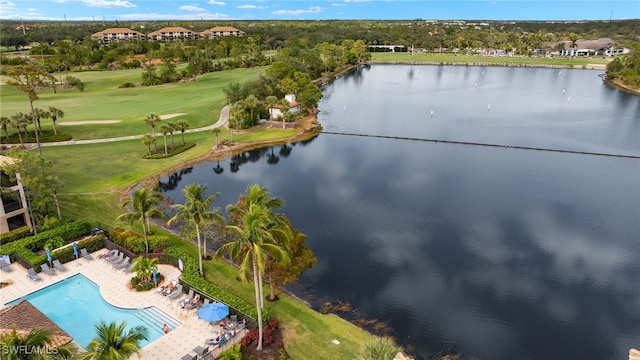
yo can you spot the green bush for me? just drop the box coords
[149,235,169,252]
[109,227,140,247]
[44,236,65,251]
[143,142,196,159]
[164,247,265,323]
[126,236,146,254]
[119,82,135,88]
[0,226,31,245]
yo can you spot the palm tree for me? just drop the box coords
[175,120,189,145]
[356,336,403,360]
[244,94,259,123]
[0,116,10,142]
[47,106,64,135]
[167,122,177,149]
[132,256,159,284]
[77,321,148,360]
[141,134,153,155]
[0,326,78,359]
[144,113,161,152]
[265,95,278,125]
[33,108,49,135]
[216,202,289,351]
[211,128,221,149]
[168,184,222,276]
[116,187,165,254]
[229,101,245,143]
[10,113,28,147]
[159,124,171,155]
[279,99,290,130]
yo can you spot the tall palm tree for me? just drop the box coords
[216,202,290,351]
[116,187,165,254]
[0,326,78,360]
[0,116,10,142]
[244,94,259,123]
[168,184,222,276]
[77,321,148,360]
[144,113,161,151]
[167,122,177,149]
[47,106,64,135]
[279,99,290,130]
[33,108,49,135]
[229,101,245,143]
[10,113,28,147]
[211,127,221,149]
[141,134,153,155]
[265,95,278,125]
[175,120,189,145]
[159,124,171,155]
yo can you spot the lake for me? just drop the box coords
[160,65,640,360]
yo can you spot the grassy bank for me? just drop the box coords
[370,51,611,68]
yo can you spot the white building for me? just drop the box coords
[269,94,301,120]
[0,155,33,233]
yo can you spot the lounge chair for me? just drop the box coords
[202,298,210,306]
[113,256,130,270]
[167,284,184,300]
[0,259,12,272]
[178,289,194,307]
[27,268,42,281]
[185,294,201,310]
[107,252,123,264]
[52,259,67,272]
[180,354,195,360]
[100,249,117,261]
[41,263,55,276]
[80,248,93,260]
[121,262,133,273]
[193,345,208,357]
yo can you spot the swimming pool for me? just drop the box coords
[7,274,180,348]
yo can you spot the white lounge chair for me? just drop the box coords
[113,256,130,269]
[107,252,123,264]
[81,248,93,260]
[41,263,55,276]
[167,284,184,300]
[52,259,67,272]
[178,289,194,307]
[0,259,12,272]
[27,268,42,281]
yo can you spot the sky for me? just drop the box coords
[1,0,638,21]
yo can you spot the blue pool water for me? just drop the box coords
[7,274,179,348]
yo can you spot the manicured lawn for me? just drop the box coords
[371,51,612,67]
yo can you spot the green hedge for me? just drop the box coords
[0,226,31,245]
[108,227,169,253]
[143,142,196,159]
[163,247,265,323]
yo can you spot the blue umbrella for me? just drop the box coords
[152,267,157,285]
[72,242,78,259]
[198,302,229,322]
[46,248,52,265]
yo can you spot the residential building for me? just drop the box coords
[269,94,301,120]
[0,155,33,233]
[148,26,198,42]
[90,27,145,44]
[200,26,245,39]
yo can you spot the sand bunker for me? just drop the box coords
[58,120,121,125]
[159,113,186,120]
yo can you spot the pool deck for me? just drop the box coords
[0,249,245,359]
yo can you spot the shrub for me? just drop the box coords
[149,236,169,252]
[109,227,140,247]
[119,82,135,88]
[143,142,196,159]
[125,236,145,254]
[0,226,31,245]
[44,236,65,251]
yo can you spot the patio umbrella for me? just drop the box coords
[197,302,229,322]
[72,242,78,259]
[152,267,157,286]
[46,248,52,265]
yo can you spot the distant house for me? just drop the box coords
[14,24,34,31]
[90,28,145,44]
[200,26,245,39]
[269,94,301,120]
[0,155,33,233]
[148,26,198,42]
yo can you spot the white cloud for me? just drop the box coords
[53,0,136,8]
[272,6,325,16]
[208,0,226,5]
[238,4,266,9]
[344,0,371,2]
[331,3,346,6]
[180,5,205,12]
[0,0,16,14]
[119,11,230,20]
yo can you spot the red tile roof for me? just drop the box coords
[0,300,73,348]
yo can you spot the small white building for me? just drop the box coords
[0,155,33,233]
[269,94,301,120]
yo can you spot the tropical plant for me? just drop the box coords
[244,94,259,123]
[216,185,291,350]
[132,256,159,285]
[76,321,148,360]
[33,108,49,134]
[47,106,64,135]
[0,116,10,141]
[141,134,153,155]
[229,101,246,142]
[356,336,403,360]
[211,127,221,149]
[143,113,161,151]
[116,187,166,253]
[0,326,78,360]
[175,120,189,145]
[168,184,223,276]
[265,95,278,123]
[10,113,28,146]
[159,124,171,154]
[279,99,290,129]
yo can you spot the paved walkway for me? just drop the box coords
[20,106,230,148]
[0,249,245,359]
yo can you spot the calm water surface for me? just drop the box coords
[160,65,640,360]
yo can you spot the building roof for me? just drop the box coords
[201,26,244,34]
[91,27,143,37]
[0,155,19,169]
[0,300,73,348]
[148,27,194,36]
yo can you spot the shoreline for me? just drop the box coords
[366,59,607,70]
